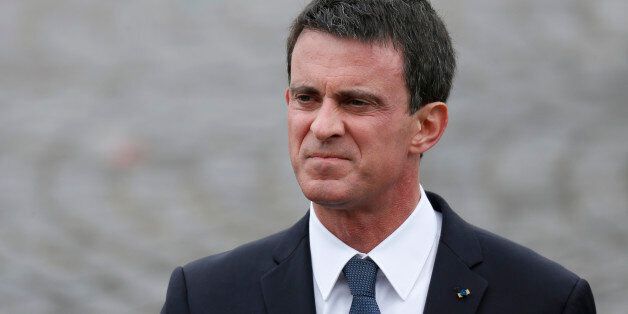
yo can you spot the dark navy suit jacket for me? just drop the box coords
[161,192,596,313]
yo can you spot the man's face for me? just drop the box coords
[287,30,420,209]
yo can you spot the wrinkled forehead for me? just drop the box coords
[290,30,404,82]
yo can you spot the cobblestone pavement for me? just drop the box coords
[1,0,626,313]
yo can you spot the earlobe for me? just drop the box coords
[409,102,448,155]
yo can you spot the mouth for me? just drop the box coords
[308,153,350,160]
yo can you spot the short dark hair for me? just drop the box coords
[286,0,456,114]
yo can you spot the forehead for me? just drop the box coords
[290,30,405,89]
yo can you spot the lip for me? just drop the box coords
[308,153,350,160]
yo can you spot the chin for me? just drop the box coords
[299,179,352,208]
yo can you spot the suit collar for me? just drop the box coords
[261,212,316,314]
[427,191,483,267]
[270,212,310,263]
[424,191,488,314]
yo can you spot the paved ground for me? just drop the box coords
[1,0,626,313]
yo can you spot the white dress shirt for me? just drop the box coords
[309,186,442,314]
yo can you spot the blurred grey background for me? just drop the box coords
[0,0,626,313]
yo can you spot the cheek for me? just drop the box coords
[354,120,411,161]
[287,112,312,154]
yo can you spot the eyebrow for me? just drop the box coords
[335,90,384,106]
[289,85,384,105]
[289,85,319,97]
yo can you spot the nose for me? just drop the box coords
[310,99,345,141]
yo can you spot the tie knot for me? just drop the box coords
[342,256,379,298]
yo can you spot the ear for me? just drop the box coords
[409,102,448,155]
[285,88,291,106]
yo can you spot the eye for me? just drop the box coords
[295,94,313,103]
[347,99,368,107]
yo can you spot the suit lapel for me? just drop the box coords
[423,242,488,313]
[260,213,316,314]
[424,192,488,314]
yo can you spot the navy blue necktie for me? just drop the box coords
[342,255,381,314]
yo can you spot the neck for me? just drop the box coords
[314,171,421,253]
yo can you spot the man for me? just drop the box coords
[162,0,596,313]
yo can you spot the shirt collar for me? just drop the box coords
[309,186,438,301]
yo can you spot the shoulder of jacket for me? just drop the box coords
[472,224,581,288]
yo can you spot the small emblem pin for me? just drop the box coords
[455,287,471,300]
